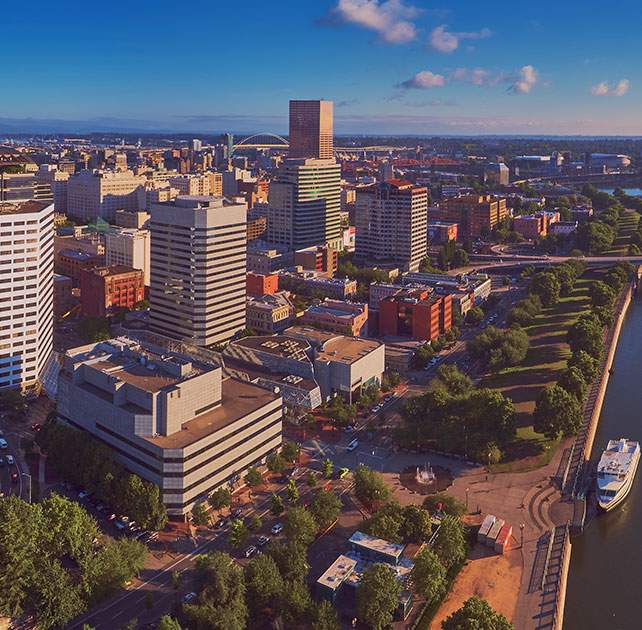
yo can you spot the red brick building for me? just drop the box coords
[80,265,145,318]
[379,289,452,342]
[294,245,338,275]
[246,272,279,297]
[55,249,104,283]
[439,195,508,239]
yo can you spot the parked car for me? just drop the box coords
[0,438,8,449]
[6,455,14,465]
[346,439,359,452]
[345,425,354,434]
[78,490,89,500]
[244,545,257,558]
[257,535,270,547]
[337,467,350,480]
[271,523,283,535]
[182,592,197,604]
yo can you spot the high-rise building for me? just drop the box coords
[0,201,54,390]
[289,100,334,159]
[149,196,247,347]
[355,180,428,272]
[66,170,145,222]
[439,194,508,239]
[267,158,341,250]
[105,227,151,285]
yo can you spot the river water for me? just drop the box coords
[564,296,642,630]
[598,187,642,197]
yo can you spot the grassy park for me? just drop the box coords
[605,209,640,255]
[483,277,593,471]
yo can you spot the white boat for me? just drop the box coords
[596,438,640,511]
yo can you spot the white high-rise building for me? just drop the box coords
[66,170,145,222]
[149,196,247,347]
[105,228,151,286]
[0,201,55,390]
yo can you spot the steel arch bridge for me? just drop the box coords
[232,132,289,153]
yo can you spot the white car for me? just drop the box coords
[5,455,14,465]
[0,439,7,449]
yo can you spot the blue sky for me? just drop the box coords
[3,0,642,135]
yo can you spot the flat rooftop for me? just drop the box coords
[317,555,357,591]
[232,335,310,361]
[0,200,50,215]
[90,356,191,393]
[317,337,382,365]
[144,377,279,449]
[223,356,319,393]
[349,531,405,559]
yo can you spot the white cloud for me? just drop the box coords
[399,70,447,89]
[452,67,498,86]
[591,79,630,97]
[333,0,419,44]
[428,24,492,53]
[510,65,538,94]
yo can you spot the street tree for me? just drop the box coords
[558,366,588,402]
[533,384,583,439]
[356,564,402,630]
[306,471,318,487]
[208,487,232,510]
[410,548,447,604]
[270,493,284,516]
[244,467,263,488]
[244,554,284,618]
[442,596,514,630]
[309,490,341,531]
[228,519,249,548]
[590,280,617,308]
[157,616,182,630]
[248,514,262,531]
[281,441,300,463]
[401,504,432,543]
[529,271,561,306]
[322,458,334,479]
[191,502,210,527]
[266,541,310,583]
[422,492,466,517]
[465,306,484,326]
[266,452,287,474]
[311,599,340,630]
[432,515,467,570]
[567,313,604,359]
[354,465,390,508]
[568,350,600,383]
[283,507,317,545]
[286,479,299,504]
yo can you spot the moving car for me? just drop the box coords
[346,439,359,452]
[6,455,14,465]
[337,467,350,479]
[0,438,7,449]
[271,523,283,535]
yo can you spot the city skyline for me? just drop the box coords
[3,0,642,135]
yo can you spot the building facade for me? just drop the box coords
[355,180,428,272]
[246,292,295,333]
[149,196,247,347]
[0,201,54,390]
[439,194,508,239]
[301,300,368,337]
[80,266,145,318]
[288,100,334,160]
[246,272,279,297]
[105,228,151,286]
[57,337,283,515]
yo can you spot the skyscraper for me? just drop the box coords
[266,100,340,251]
[0,201,54,390]
[149,195,247,347]
[355,180,428,272]
[288,100,334,159]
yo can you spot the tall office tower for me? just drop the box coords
[355,180,428,272]
[288,100,334,159]
[0,201,54,389]
[105,227,151,285]
[149,196,247,347]
[191,138,202,152]
[266,158,341,251]
[66,170,145,222]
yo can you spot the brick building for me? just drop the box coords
[439,195,508,239]
[379,289,452,342]
[56,249,104,283]
[247,272,279,297]
[80,265,145,318]
[294,245,338,275]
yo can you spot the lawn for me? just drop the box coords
[604,209,640,255]
[483,278,592,471]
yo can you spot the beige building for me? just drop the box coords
[246,292,295,334]
[168,174,212,197]
[289,100,334,159]
[57,337,283,515]
[114,209,150,229]
[0,201,54,390]
[67,170,145,222]
[137,180,178,212]
[149,196,247,347]
[355,180,428,272]
[105,228,151,286]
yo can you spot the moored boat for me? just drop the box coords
[596,438,640,511]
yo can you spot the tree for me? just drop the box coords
[432,515,467,570]
[558,366,588,402]
[0,389,28,422]
[465,306,484,326]
[248,514,262,531]
[529,271,561,307]
[322,458,334,479]
[412,342,435,369]
[354,465,390,508]
[306,471,318,487]
[567,313,604,359]
[157,616,182,630]
[533,384,583,439]
[309,490,341,531]
[356,564,401,630]
[432,364,472,397]
[467,326,529,371]
[311,600,340,630]
[283,507,318,545]
[452,248,469,268]
[590,280,617,308]
[422,492,465,517]
[281,441,300,463]
[244,554,284,617]
[244,467,263,488]
[191,502,210,527]
[266,541,310,583]
[576,221,615,254]
[401,504,432,543]
[410,548,447,604]
[568,350,600,383]
[270,493,284,516]
[285,479,299,504]
[209,487,232,510]
[78,317,111,343]
[267,452,287,474]
[228,519,248,548]
[442,596,513,630]
[281,578,312,625]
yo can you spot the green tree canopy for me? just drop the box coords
[533,384,583,439]
[410,548,447,604]
[357,564,402,630]
[208,487,232,510]
[244,467,263,488]
[310,489,341,531]
[568,350,600,383]
[442,596,513,630]
[529,271,561,307]
[244,554,284,618]
[354,465,391,508]
[283,507,317,545]
[432,515,467,571]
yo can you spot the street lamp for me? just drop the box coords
[22,472,32,504]
[465,487,470,512]
[520,522,525,548]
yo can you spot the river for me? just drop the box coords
[598,187,642,197]
[564,295,642,630]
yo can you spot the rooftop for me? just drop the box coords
[349,530,405,559]
[90,356,186,393]
[59,248,102,261]
[317,555,358,591]
[317,336,382,365]
[232,335,310,361]
[145,377,278,449]
[0,200,51,216]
